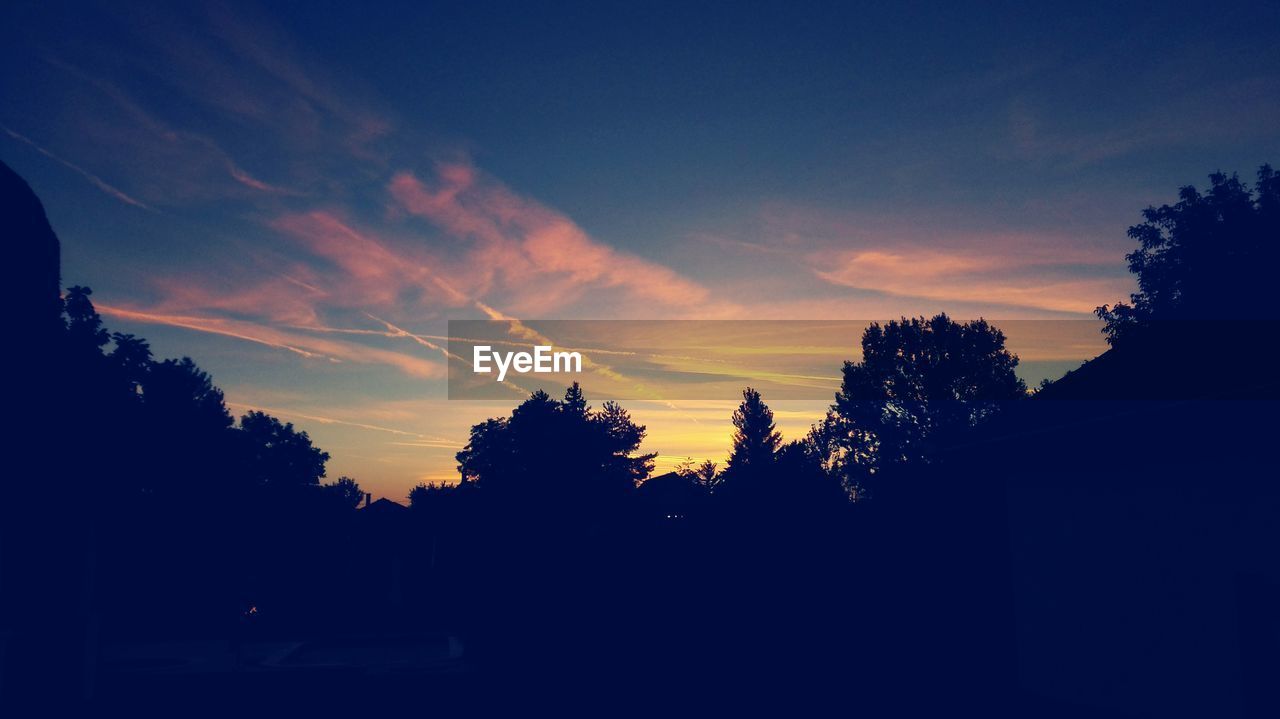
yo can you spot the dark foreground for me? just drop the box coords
[10,400,1280,717]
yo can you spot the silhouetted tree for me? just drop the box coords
[718,388,781,497]
[145,358,234,434]
[239,411,331,489]
[4,168,391,680]
[123,357,237,501]
[455,386,654,511]
[109,332,152,396]
[675,458,721,492]
[1097,165,1280,344]
[563,381,589,416]
[320,476,364,508]
[790,412,865,500]
[726,388,781,471]
[57,288,139,420]
[774,438,849,508]
[63,285,108,355]
[456,417,511,485]
[592,400,655,489]
[825,315,1025,495]
[693,459,719,489]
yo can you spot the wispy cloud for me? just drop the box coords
[693,203,1134,317]
[98,303,444,378]
[224,401,458,446]
[389,163,726,315]
[269,209,471,310]
[811,246,1126,315]
[226,161,299,195]
[34,57,311,204]
[1002,74,1280,170]
[3,126,153,210]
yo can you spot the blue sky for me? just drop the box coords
[3,0,1277,498]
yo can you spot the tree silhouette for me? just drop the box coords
[456,417,512,486]
[693,459,719,489]
[676,458,721,492]
[455,385,654,509]
[718,387,781,497]
[726,387,781,471]
[239,410,331,489]
[54,286,253,498]
[563,381,589,416]
[109,332,152,396]
[321,476,364,508]
[1097,165,1280,344]
[825,315,1026,494]
[785,412,852,501]
[125,357,237,501]
[63,285,109,352]
[146,358,234,434]
[592,400,654,489]
[774,438,849,508]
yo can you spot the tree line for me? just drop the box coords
[59,285,363,511]
[6,159,1275,710]
[50,164,1277,519]
[414,164,1279,516]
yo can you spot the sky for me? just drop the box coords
[3,1,1278,500]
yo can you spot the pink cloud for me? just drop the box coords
[144,270,327,327]
[388,164,718,315]
[268,209,472,309]
[811,244,1130,315]
[691,203,1136,317]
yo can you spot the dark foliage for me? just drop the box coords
[455,382,654,513]
[723,387,781,478]
[1098,165,1280,344]
[675,457,720,492]
[820,314,1026,495]
[239,410,330,490]
[320,475,365,508]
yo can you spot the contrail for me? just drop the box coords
[3,126,154,211]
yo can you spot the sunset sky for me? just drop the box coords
[4,1,1278,499]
